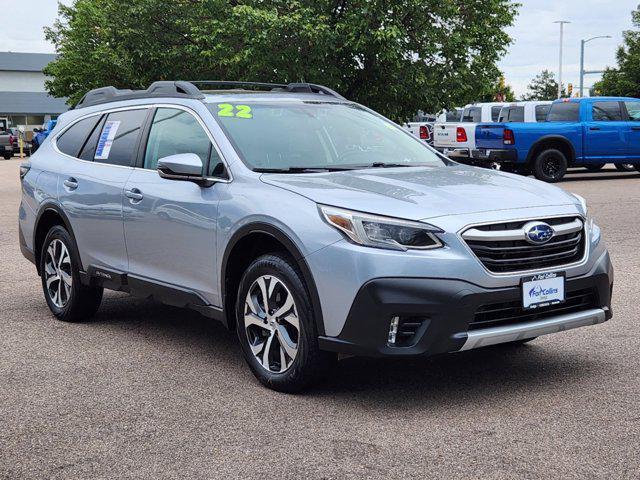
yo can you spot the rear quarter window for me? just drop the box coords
[491,106,502,122]
[547,102,580,122]
[462,107,481,123]
[56,115,103,158]
[535,105,551,122]
[498,107,524,123]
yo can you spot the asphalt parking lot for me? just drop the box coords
[1,158,639,479]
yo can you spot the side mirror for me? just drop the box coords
[157,153,214,186]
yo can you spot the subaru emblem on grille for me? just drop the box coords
[523,222,555,245]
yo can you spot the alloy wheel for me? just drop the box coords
[243,275,300,373]
[542,157,561,179]
[44,239,72,308]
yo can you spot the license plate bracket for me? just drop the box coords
[521,272,566,310]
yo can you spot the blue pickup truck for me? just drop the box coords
[474,97,640,182]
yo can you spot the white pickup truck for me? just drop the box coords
[432,102,508,161]
[404,109,462,145]
[496,101,552,123]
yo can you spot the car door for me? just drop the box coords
[56,108,148,272]
[122,106,228,305]
[584,101,626,162]
[623,100,640,161]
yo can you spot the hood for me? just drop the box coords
[261,165,578,221]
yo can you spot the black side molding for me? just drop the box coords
[82,266,224,323]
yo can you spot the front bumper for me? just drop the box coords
[318,251,613,357]
[472,148,518,163]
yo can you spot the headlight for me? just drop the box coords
[319,205,443,251]
[571,193,588,217]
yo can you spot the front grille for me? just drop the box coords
[471,288,597,331]
[462,217,586,273]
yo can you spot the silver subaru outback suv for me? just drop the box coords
[18,81,613,392]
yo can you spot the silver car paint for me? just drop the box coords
[20,93,598,339]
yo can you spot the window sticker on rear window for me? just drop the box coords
[94,120,121,160]
[217,104,253,119]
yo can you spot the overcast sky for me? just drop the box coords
[0,0,637,97]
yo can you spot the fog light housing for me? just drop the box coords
[387,316,429,347]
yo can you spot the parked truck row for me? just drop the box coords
[407,97,640,182]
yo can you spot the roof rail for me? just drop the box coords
[74,79,345,109]
[187,80,346,100]
[74,81,205,109]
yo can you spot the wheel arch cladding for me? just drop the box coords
[527,136,575,164]
[221,223,325,336]
[34,204,79,276]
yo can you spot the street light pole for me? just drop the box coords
[579,35,612,97]
[554,21,571,99]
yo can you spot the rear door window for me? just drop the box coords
[56,115,103,158]
[535,105,551,122]
[547,102,580,122]
[592,101,623,121]
[491,106,502,122]
[445,110,462,122]
[462,107,481,123]
[498,107,524,122]
[94,109,148,166]
[624,101,640,121]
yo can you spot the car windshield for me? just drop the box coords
[209,101,446,171]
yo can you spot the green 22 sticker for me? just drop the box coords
[217,103,253,119]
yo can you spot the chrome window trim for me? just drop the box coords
[52,103,233,183]
[457,214,590,278]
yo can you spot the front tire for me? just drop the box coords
[40,225,103,322]
[533,149,568,183]
[235,253,335,392]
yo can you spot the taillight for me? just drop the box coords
[456,127,467,143]
[9,135,14,144]
[419,125,429,140]
[503,128,515,145]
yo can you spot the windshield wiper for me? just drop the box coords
[363,162,426,168]
[253,166,355,173]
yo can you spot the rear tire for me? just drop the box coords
[235,253,336,392]
[585,163,605,171]
[533,149,568,183]
[40,225,103,322]
[615,163,635,172]
[2,153,11,160]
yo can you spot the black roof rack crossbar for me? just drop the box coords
[74,81,205,109]
[187,80,345,99]
[74,80,345,109]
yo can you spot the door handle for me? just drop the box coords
[589,127,601,131]
[125,188,144,202]
[63,178,78,190]
[631,126,640,131]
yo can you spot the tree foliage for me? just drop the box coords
[482,75,516,102]
[593,6,640,97]
[44,0,518,119]
[522,69,563,101]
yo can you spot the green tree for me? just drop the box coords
[593,6,640,97]
[522,69,564,101]
[44,0,519,119]
[482,75,516,102]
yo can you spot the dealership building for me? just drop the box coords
[0,52,68,132]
